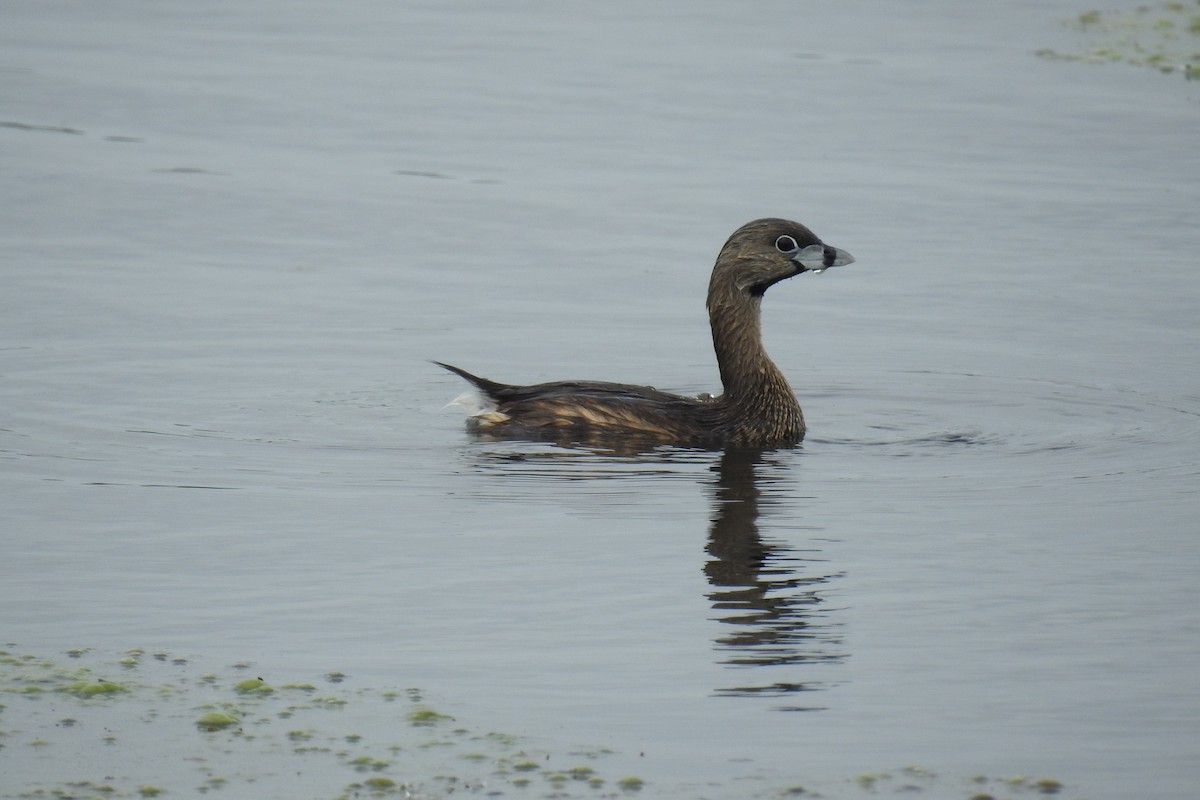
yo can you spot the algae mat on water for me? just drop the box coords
[1037,0,1200,78]
[0,646,1074,799]
[0,646,644,800]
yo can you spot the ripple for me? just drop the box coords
[812,370,1200,488]
[458,440,719,482]
[814,427,1002,449]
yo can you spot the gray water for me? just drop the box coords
[3,1,1199,798]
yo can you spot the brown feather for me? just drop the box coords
[438,218,852,447]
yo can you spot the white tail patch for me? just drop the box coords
[442,390,502,419]
[473,410,511,426]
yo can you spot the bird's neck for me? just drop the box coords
[707,289,799,418]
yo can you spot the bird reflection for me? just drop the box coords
[705,447,844,707]
[458,440,845,708]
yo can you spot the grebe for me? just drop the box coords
[437,218,853,447]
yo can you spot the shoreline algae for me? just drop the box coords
[1037,0,1200,78]
[1,646,1074,800]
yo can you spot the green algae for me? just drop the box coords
[195,711,240,731]
[417,737,455,748]
[233,677,273,694]
[483,730,518,746]
[406,707,452,725]
[1034,777,1064,794]
[357,775,402,795]
[348,755,391,771]
[1,645,1082,800]
[856,771,887,787]
[1037,0,1200,79]
[61,680,129,698]
[616,775,645,790]
[902,764,936,777]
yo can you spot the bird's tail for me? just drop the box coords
[432,361,508,401]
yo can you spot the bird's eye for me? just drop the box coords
[775,235,798,253]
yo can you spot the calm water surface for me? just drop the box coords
[2,1,1198,798]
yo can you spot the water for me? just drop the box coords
[2,1,1198,798]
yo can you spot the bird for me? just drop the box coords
[437,218,854,447]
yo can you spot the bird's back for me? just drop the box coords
[435,362,715,444]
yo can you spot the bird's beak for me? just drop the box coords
[794,243,855,274]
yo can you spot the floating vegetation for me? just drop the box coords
[60,679,129,698]
[0,645,1079,800]
[348,755,392,771]
[364,776,397,789]
[856,771,887,788]
[195,710,241,731]
[0,645,653,799]
[1037,0,1200,79]
[233,676,273,694]
[406,707,453,725]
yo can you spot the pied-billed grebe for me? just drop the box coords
[438,218,854,447]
